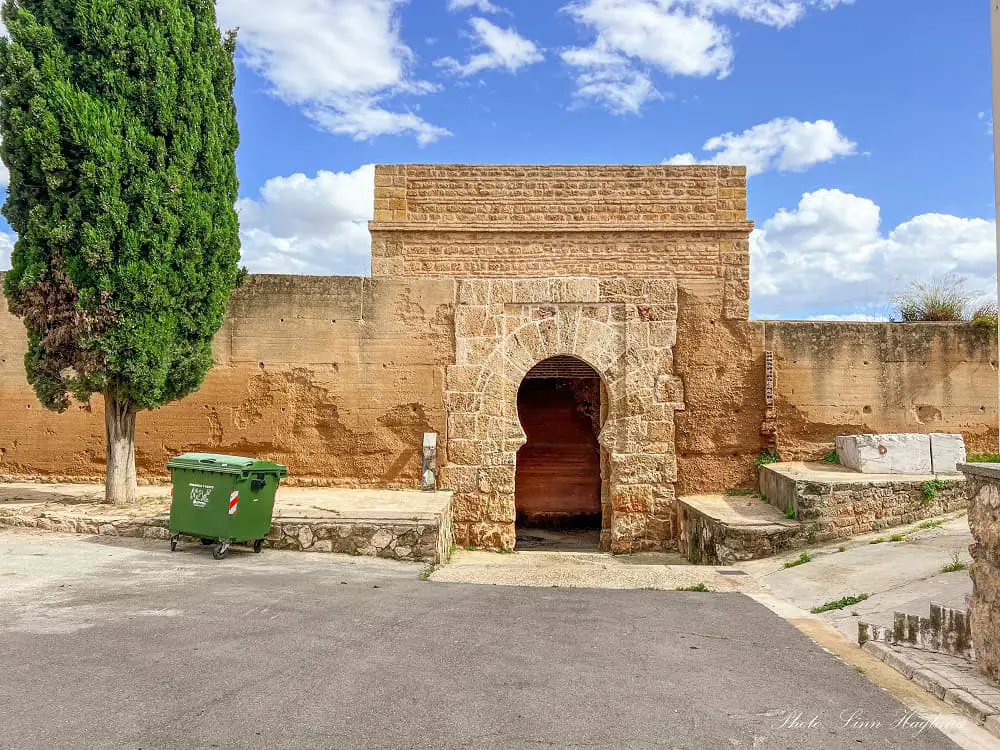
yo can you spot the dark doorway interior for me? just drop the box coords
[515,356,604,550]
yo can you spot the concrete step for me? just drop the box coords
[678,494,802,564]
[0,483,453,563]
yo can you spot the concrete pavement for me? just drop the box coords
[0,529,964,749]
[739,514,973,641]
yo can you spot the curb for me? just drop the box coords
[862,641,1000,739]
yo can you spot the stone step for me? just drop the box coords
[759,462,967,543]
[677,493,802,564]
[0,483,453,563]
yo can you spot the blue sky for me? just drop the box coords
[1,0,996,320]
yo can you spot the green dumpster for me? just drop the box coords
[167,453,288,559]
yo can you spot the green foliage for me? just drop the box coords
[783,552,812,569]
[806,525,818,544]
[870,537,886,545]
[783,507,796,519]
[419,564,437,581]
[942,553,968,573]
[755,449,780,470]
[810,593,869,614]
[892,276,970,322]
[971,302,998,330]
[889,533,906,542]
[921,479,950,504]
[674,583,711,592]
[968,453,1000,463]
[918,519,945,529]
[821,449,840,465]
[0,1,241,413]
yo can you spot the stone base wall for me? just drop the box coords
[267,518,448,563]
[958,464,1000,683]
[679,504,801,565]
[760,465,968,541]
[0,509,452,564]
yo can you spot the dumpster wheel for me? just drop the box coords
[213,542,231,560]
[170,534,180,552]
[253,539,264,554]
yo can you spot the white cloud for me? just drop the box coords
[664,117,857,175]
[561,44,659,114]
[237,165,375,275]
[664,152,697,165]
[751,188,997,318]
[447,0,502,11]
[436,18,543,76]
[979,111,994,137]
[807,313,884,322]
[0,232,13,271]
[561,0,848,113]
[216,0,448,144]
[307,104,451,146]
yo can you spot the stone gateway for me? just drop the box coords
[369,164,751,551]
[1,165,997,553]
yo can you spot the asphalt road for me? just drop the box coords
[0,531,958,749]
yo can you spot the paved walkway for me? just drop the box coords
[432,548,760,591]
[0,529,964,749]
[737,513,973,641]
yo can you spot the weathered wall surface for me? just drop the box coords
[0,275,456,486]
[674,280,767,495]
[766,322,998,460]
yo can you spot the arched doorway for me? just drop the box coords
[515,355,607,550]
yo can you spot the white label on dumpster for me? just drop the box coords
[190,484,214,508]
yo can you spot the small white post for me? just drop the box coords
[421,432,438,491]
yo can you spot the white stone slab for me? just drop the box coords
[930,433,967,474]
[836,434,932,474]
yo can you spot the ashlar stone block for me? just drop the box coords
[930,433,967,474]
[836,434,932,475]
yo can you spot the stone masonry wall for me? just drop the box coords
[957,464,1000,683]
[370,164,752,321]
[439,277,684,552]
[0,275,456,487]
[760,465,968,541]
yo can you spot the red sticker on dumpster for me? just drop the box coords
[228,491,239,515]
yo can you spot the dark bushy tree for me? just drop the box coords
[0,0,242,503]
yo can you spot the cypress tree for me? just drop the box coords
[0,1,242,503]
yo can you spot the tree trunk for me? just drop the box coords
[105,394,137,505]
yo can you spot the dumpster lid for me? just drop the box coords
[166,453,288,476]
